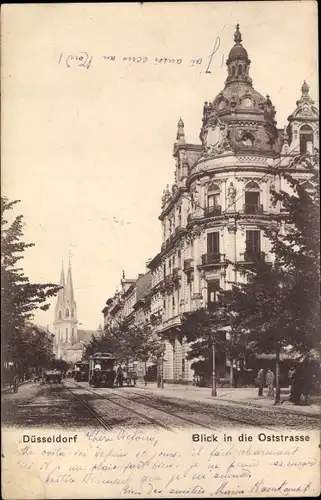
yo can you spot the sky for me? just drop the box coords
[2,2,318,330]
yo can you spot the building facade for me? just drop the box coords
[102,25,318,384]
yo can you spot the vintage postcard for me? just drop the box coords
[1,2,320,499]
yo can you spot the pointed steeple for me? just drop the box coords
[65,259,74,302]
[55,262,65,311]
[59,261,65,287]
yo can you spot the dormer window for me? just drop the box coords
[241,132,255,146]
[299,125,314,155]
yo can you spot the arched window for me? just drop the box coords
[241,132,255,147]
[207,183,220,209]
[244,181,261,214]
[65,308,69,318]
[299,125,314,154]
[71,308,74,318]
[58,311,62,320]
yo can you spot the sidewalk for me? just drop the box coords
[1,380,32,395]
[135,382,321,417]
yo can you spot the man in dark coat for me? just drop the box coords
[258,368,264,396]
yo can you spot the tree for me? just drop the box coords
[225,153,320,403]
[180,306,229,387]
[83,320,164,384]
[1,197,61,367]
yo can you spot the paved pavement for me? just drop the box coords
[135,382,321,417]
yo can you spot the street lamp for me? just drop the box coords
[200,284,218,398]
[211,337,217,397]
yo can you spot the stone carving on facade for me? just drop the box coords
[200,118,232,159]
[187,225,202,240]
[161,184,172,208]
[172,183,178,195]
[227,222,237,233]
[227,182,237,204]
[236,155,268,164]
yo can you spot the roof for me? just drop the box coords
[135,271,152,302]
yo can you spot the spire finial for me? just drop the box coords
[234,24,242,44]
[301,80,309,95]
[122,270,125,280]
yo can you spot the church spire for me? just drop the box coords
[65,258,74,302]
[59,261,65,287]
[55,262,65,311]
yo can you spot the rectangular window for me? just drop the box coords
[245,191,260,206]
[208,193,220,207]
[163,264,166,279]
[207,280,220,309]
[207,232,220,254]
[246,230,261,253]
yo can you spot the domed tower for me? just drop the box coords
[286,81,319,156]
[198,24,279,162]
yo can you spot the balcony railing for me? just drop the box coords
[244,250,265,262]
[243,204,264,215]
[204,205,222,217]
[201,253,222,265]
[183,258,194,273]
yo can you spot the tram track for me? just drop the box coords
[125,388,286,431]
[65,382,174,431]
[63,385,114,431]
[66,381,287,431]
[66,381,217,430]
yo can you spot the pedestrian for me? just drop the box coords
[257,368,265,396]
[291,365,302,405]
[301,358,313,406]
[266,369,275,397]
[288,365,295,401]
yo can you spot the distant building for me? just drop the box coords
[53,260,101,363]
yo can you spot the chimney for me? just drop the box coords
[146,258,152,272]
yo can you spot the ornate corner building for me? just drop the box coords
[147,25,319,383]
[102,25,318,384]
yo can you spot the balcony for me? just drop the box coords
[172,267,181,280]
[243,204,264,215]
[244,250,265,262]
[201,253,223,266]
[204,205,222,217]
[183,258,194,273]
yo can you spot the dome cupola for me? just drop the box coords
[198,25,279,160]
[225,24,252,87]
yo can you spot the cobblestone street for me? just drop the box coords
[2,380,320,431]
